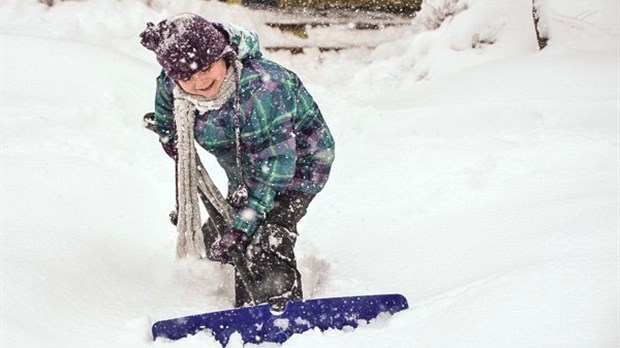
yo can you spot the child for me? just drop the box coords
[140,13,335,308]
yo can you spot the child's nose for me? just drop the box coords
[194,73,211,87]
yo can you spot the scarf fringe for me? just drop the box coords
[173,90,207,259]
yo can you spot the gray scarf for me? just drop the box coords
[172,60,242,259]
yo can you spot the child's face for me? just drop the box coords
[177,59,227,98]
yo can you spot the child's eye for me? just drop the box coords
[201,64,213,72]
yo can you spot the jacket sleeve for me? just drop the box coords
[232,78,300,235]
[153,71,177,158]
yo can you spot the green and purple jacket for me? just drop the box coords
[152,24,335,236]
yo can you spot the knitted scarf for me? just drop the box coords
[172,59,242,259]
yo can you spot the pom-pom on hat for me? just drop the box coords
[140,13,227,81]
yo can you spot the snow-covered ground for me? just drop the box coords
[1,0,618,347]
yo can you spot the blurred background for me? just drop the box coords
[220,0,421,14]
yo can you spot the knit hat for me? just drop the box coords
[140,13,227,81]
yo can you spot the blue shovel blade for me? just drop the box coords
[152,293,409,345]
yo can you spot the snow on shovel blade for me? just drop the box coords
[152,294,409,345]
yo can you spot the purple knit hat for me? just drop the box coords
[140,13,227,81]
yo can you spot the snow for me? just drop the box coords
[1,0,618,347]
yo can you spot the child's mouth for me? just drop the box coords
[198,80,215,92]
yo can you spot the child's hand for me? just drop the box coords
[161,141,177,160]
[210,229,251,264]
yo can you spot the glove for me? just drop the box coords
[210,229,251,264]
[161,140,177,160]
[169,209,178,226]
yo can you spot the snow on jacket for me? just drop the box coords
[152,24,335,235]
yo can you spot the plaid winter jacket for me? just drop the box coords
[152,25,335,236]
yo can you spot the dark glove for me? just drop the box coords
[210,229,251,264]
[161,140,177,160]
[169,209,178,226]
